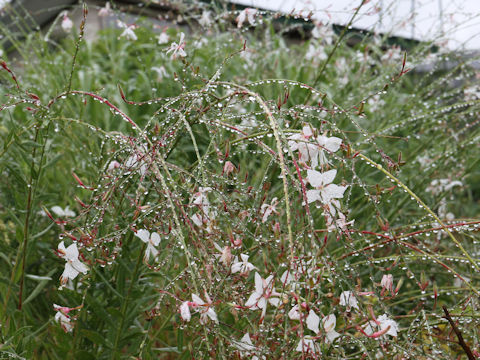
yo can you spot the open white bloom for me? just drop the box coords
[199,10,213,27]
[191,293,218,324]
[57,241,88,285]
[236,8,257,28]
[260,197,278,223]
[166,32,187,59]
[364,314,399,337]
[316,135,342,166]
[116,20,137,41]
[322,314,341,343]
[231,254,256,274]
[61,15,73,33]
[339,291,359,311]
[134,229,161,261]
[53,304,74,332]
[245,272,281,321]
[306,169,347,204]
[51,206,76,218]
[157,31,169,44]
[180,301,191,322]
[288,126,319,167]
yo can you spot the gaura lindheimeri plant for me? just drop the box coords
[1,1,480,358]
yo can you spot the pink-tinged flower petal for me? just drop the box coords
[377,314,399,337]
[192,294,205,306]
[135,229,150,243]
[58,241,67,254]
[302,125,313,138]
[245,292,261,308]
[55,311,73,332]
[180,301,191,321]
[306,309,320,334]
[288,305,301,320]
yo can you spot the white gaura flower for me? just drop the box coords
[305,310,341,343]
[288,126,319,168]
[306,169,347,204]
[61,14,73,33]
[180,301,191,322]
[51,206,76,218]
[117,20,138,41]
[363,314,399,338]
[134,229,161,261]
[53,304,74,332]
[322,314,341,343]
[57,241,88,286]
[316,135,342,166]
[166,32,187,59]
[199,10,213,27]
[191,293,218,324]
[245,272,281,321]
[231,254,256,274]
[380,274,394,295]
[157,31,169,44]
[339,290,359,311]
[236,8,257,28]
[260,197,278,223]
